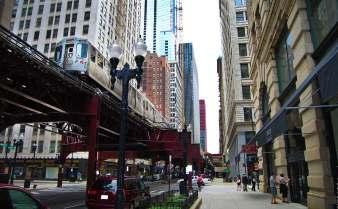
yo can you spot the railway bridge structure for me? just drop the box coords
[0,26,202,188]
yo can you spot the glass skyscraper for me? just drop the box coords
[142,0,177,61]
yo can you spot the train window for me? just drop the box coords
[76,43,88,58]
[97,53,103,68]
[90,46,96,62]
[54,46,62,61]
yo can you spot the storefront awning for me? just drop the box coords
[250,41,338,146]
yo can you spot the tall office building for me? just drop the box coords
[9,0,141,66]
[141,0,182,61]
[199,100,207,152]
[179,43,200,144]
[219,0,255,177]
[141,0,184,129]
[142,52,170,118]
[0,0,13,28]
[1,0,142,180]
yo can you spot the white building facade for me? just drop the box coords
[219,0,255,177]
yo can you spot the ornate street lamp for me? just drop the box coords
[108,38,147,209]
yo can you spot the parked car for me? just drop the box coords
[86,176,150,209]
[0,184,50,209]
[152,174,160,181]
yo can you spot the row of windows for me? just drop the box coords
[16,0,91,18]
[17,11,90,31]
[0,140,61,154]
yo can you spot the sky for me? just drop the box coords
[183,0,221,154]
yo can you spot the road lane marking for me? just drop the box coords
[64,201,85,209]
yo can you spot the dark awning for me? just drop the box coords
[250,41,338,146]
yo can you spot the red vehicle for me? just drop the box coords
[0,184,49,209]
[86,176,150,209]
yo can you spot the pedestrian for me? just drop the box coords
[270,174,278,204]
[251,176,256,191]
[279,173,289,203]
[242,175,248,192]
[77,171,82,182]
[236,175,241,191]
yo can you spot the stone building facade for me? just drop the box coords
[247,0,337,208]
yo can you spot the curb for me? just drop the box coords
[190,196,202,209]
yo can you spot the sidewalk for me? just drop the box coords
[201,180,307,209]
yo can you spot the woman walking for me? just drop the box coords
[270,174,278,204]
[279,173,289,203]
[236,175,242,191]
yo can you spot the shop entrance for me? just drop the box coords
[285,128,308,205]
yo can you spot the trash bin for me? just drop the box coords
[24,179,31,188]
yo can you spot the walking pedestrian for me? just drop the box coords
[236,175,241,191]
[242,175,248,192]
[279,173,289,203]
[270,174,278,204]
[251,176,256,191]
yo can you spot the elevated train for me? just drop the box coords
[54,37,167,125]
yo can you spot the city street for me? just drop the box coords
[201,180,307,209]
[23,180,179,209]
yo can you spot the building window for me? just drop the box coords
[27,7,33,16]
[235,0,246,6]
[48,16,53,25]
[240,63,249,78]
[56,2,62,12]
[19,20,24,29]
[70,27,76,36]
[51,43,56,52]
[49,140,56,153]
[65,14,70,23]
[33,31,39,41]
[83,25,89,35]
[50,3,55,13]
[85,0,92,8]
[72,13,77,22]
[44,43,49,53]
[242,85,251,99]
[275,27,295,93]
[52,29,58,38]
[67,1,72,10]
[245,131,255,144]
[38,141,44,153]
[38,5,44,14]
[24,20,30,29]
[239,43,247,56]
[236,11,244,22]
[73,0,79,9]
[243,107,252,121]
[36,17,41,27]
[63,27,69,36]
[23,33,28,41]
[306,0,338,50]
[21,8,27,17]
[46,29,51,39]
[237,27,246,37]
[84,11,90,21]
[54,15,60,25]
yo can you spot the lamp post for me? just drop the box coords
[9,138,23,184]
[108,39,147,209]
[32,142,37,180]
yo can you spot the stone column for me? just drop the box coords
[287,1,336,208]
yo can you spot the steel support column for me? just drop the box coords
[86,96,100,192]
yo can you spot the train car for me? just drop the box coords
[54,38,167,126]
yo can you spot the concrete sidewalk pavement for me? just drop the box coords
[201,182,307,209]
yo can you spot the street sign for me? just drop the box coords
[0,143,15,149]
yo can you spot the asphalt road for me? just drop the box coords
[32,181,179,209]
